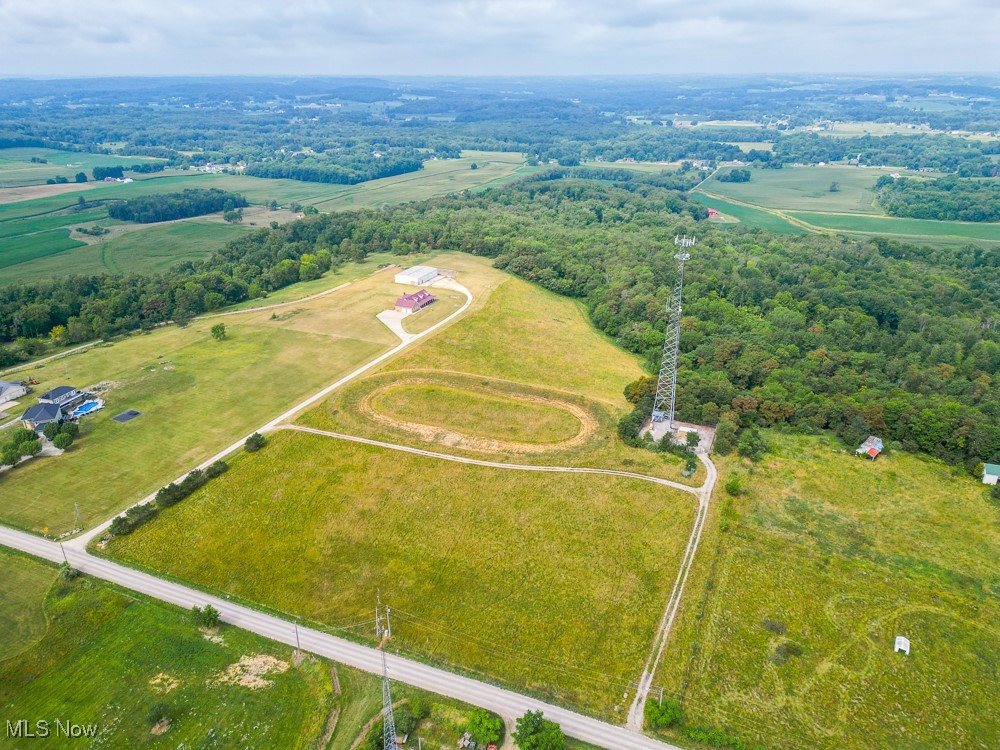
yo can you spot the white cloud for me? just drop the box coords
[0,0,995,75]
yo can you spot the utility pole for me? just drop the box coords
[294,623,301,652]
[377,597,397,750]
[651,238,694,428]
[59,542,68,564]
[74,502,82,530]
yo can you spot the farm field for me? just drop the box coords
[582,160,680,173]
[107,428,697,719]
[0,549,55,661]
[0,555,503,750]
[654,433,999,750]
[300,257,700,483]
[690,193,804,234]
[0,150,532,284]
[0,263,439,535]
[787,210,1000,244]
[0,147,166,188]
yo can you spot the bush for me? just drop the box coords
[146,702,170,726]
[468,708,504,745]
[245,432,266,452]
[42,422,62,441]
[60,422,80,439]
[724,475,744,496]
[110,503,158,535]
[206,460,228,478]
[18,439,42,457]
[52,433,73,450]
[395,706,417,735]
[645,698,683,730]
[409,696,431,721]
[191,604,221,629]
[513,710,566,750]
[58,562,79,580]
[2,447,20,467]
[155,483,185,508]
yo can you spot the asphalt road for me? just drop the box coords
[1,525,682,750]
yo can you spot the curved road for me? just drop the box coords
[1,272,718,749]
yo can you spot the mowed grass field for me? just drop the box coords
[0,264,420,535]
[109,429,697,719]
[0,151,533,284]
[0,549,55,661]
[655,433,999,750]
[302,256,701,483]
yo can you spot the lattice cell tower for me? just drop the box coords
[651,236,695,427]
[376,595,396,750]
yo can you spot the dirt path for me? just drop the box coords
[358,376,598,455]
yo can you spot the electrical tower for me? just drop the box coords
[376,594,396,750]
[651,237,694,427]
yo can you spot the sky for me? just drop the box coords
[0,0,996,77]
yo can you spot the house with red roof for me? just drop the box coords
[394,289,436,315]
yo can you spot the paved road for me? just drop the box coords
[1,525,682,750]
[69,275,474,548]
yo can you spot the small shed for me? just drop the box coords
[856,435,884,460]
[894,636,910,655]
[394,265,438,286]
[982,463,1000,486]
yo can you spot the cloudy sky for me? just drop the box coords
[0,0,996,77]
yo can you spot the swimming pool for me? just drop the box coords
[71,399,104,418]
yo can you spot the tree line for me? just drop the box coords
[875,175,1000,222]
[106,189,248,223]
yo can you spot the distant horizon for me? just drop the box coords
[0,1,996,78]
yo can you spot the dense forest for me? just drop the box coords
[244,146,426,184]
[875,175,1000,222]
[106,189,248,223]
[1,171,996,470]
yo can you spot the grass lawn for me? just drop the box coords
[0,264,416,535]
[654,432,999,750]
[689,193,804,235]
[0,571,333,748]
[108,429,696,719]
[0,549,55,661]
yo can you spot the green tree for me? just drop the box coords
[645,698,683,730]
[74,172,88,183]
[469,708,504,745]
[686,430,701,449]
[211,323,227,341]
[223,208,244,224]
[513,711,566,750]
[53,433,73,450]
[737,426,768,462]
[245,432,266,452]
[2,447,20,467]
[829,181,840,192]
[713,418,738,454]
[60,422,80,439]
[146,702,171,727]
[42,422,62,441]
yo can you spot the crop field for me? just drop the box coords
[582,160,680,173]
[108,429,697,719]
[0,265,419,535]
[655,433,999,750]
[0,549,55,661]
[301,257,701,483]
[0,147,165,188]
[690,193,804,234]
[787,210,1000,244]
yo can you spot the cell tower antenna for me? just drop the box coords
[376,595,397,750]
[651,238,694,427]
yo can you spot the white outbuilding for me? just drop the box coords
[394,265,438,286]
[982,463,1000,486]
[894,636,910,655]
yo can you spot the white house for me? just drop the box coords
[982,463,1000,486]
[0,380,28,402]
[394,266,438,286]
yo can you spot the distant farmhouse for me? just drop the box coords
[395,289,436,315]
[395,265,438,286]
[983,463,1000,486]
[856,435,884,460]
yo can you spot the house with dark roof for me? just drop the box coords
[394,289,436,315]
[37,385,82,408]
[856,435,884,460]
[21,403,63,430]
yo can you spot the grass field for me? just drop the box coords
[654,433,999,750]
[690,193,804,235]
[0,549,55,661]
[108,429,696,719]
[0,147,165,188]
[0,151,533,284]
[301,258,701,483]
[787,210,1000,244]
[0,264,422,535]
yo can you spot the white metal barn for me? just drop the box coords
[983,463,1000,485]
[394,265,438,285]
